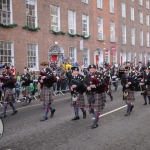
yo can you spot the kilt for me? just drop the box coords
[70,93,85,108]
[87,92,106,112]
[124,90,135,103]
[146,86,150,96]
[22,86,30,96]
[40,86,53,103]
[4,88,15,103]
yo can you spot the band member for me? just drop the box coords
[141,67,150,105]
[70,67,86,120]
[121,66,135,116]
[111,67,119,91]
[21,67,32,106]
[84,65,106,129]
[136,62,145,73]
[38,62,56,121]
[0,66,18,118]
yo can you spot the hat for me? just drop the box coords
[125,66,130,70]
[24,67,29,70]
[71,67,79,71]
[145,67,150,70]
[88,64,96,69]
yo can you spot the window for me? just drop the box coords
[139,52,142,62]
[82,14,89,37]
[0,0,12,24]
[0,41,13,65]
[27,43,38,70]
[109,0,114,13]
[139,0,143,5]
[83,48,89,67]
[68,47,76,65]
[68,10,76,34]
[131,7,134,21]
[26,0,37,27]
[122,3,126,18]
[82,0,88,4]
[133,52,136,65]
[127,52,131,62]
[131,28,135,45]
[140,30,143,46]
[97,17,103,40]
[97,0,102,9]
[122,25,126,44]
[146,0,149,9]
[147,32,149,47]
[139,12,143,24]
[110,21,115,42]
[50,5,60,31]
[146,15,149,26]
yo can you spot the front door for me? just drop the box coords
[51,55,58,62]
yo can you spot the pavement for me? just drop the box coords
[0,84,150,150]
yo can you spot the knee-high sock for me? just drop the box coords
[9,101,16,111]
[74,105,79,116]
[3,102,8,114]
[44,104,49,118]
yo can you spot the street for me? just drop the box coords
[0,85,150,150]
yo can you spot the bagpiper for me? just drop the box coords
[70,67,86,120]
[121,66,135,116]
[38,61,56,121]
[84,65,106,129]
[0,66,18,118]
[21,67,32,106]
[141,67,150,105]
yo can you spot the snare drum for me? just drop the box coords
[111,76,117,83]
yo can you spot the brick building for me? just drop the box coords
[0,0,150,72]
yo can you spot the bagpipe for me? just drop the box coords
[0,72,16,84]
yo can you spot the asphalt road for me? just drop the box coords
[0,85,150,150]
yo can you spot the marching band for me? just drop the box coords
[0,61,150,129]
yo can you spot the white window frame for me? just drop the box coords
[26,0,38,27]
[112,51,117,64]
[147,32,150,47]
[50,5,60,32]
[139,52,143,62]
[146,0,149,9]
[127,52,131,62]
[83,48,90,67]
[0,0,13,24]
[121,3,126,18]
[110,21,115,42]
[97,0,103,9]
[27,43,39,70]
[109,0,114,13]
[146,15,149,26]
[0,41,14,65]
[140,30,143,46]
[140,12,143,24]
[68,10,76,34]
[68,47,77,65]
[139,0,143,6]
[131,7,134,21]
[97,17,103,40]
[82,0,88,4]
[131,28,135,45]
[122,25,126,44]
[82,14,89,37]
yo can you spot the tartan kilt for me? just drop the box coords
[4,88,15,103]
[40,86,53,103]
[70,93,85,108]
[22,86,30,96]
[87,92,106,112]
[124,90,135,103]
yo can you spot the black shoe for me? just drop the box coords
[40,117,48,121]
[91,124,98,129]
[11,110,18,115]
[83,111,86,119]
[0,114,6,118]
[50,109,56,117]
[130,105,134,112]
[125,112,130,116]
[71,116,80,121]
[143,103,147,105]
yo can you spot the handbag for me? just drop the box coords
[123,90,129,98]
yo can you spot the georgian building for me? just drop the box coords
[0,0,150,72]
